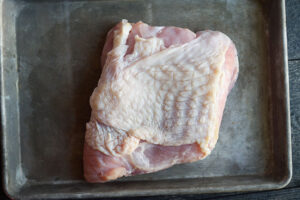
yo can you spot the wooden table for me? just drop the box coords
[1,0,299,199]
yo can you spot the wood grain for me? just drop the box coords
[288,60,300,188]
[207,187,300,200]
[287,0,300,60]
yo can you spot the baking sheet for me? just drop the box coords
[1,0,291,198]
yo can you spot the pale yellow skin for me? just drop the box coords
[85,20,238,160]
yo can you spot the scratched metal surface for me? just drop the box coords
[1,0,291,199]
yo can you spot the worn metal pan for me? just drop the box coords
[1,0,291,199]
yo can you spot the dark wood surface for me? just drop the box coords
[1,0,300,199]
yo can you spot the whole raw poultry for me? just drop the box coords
[84,20,239,182]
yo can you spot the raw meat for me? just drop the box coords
[84,20,239,182]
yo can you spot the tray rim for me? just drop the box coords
[0,0,292,199]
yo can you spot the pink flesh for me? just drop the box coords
[84,22,238,182]
[84,141,203,182]
[84,142,130,182]
[101,22,196,67]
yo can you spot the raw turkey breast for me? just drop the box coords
[84,20,239,182]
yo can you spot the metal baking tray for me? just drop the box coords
[1,0,291,199]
